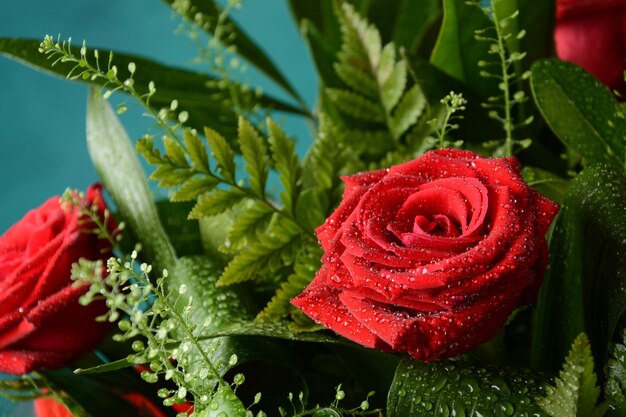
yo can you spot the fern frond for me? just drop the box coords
[267,118,302,215]
[606,329,626,415]
[238,118,270,197]
[188,189,247,219]
[226,200,274,251]
[536,333,608,417]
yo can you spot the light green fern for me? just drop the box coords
[537,333,608,417]
[326,1,427,161]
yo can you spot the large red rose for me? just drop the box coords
[0,185,113,374]
[554,0,626,94]
[292,149,559,361]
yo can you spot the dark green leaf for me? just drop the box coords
[532,165,626,371]
[73,358,133,375]
[86,88,177,275]
[387,358,549,417]
[156,200,205,257]
[430,0,498,96]
[197,383,246,417]
[0,38,306,139]
[521,166,570,204]
[531,59,626,171]
[163,0,306,108]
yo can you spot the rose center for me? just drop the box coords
[414,214,460,238]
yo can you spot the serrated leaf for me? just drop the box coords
[204,127,236,183]
[136,136,164,165]
[152,166,195,188]
[188,189,247,219]
[380,55,406,112]
[163,136,188,167]
[334,62,378,98]
[218,218,301,286]
[226,200,274,250]
[531,59,626,171]
[267,118,302,214]
[325,88,385,122]
[86,88,176,275]
[197,383,245,417]
[238,118,270,196]
[533,165,626,371]
[184,129,210,173]
[171,176,219,202]
[387,358,549,417]
[340,2,381,69]
[537,333,607,417]
[390,84,426,140]
[606,330,626,416]
[199,321,348,345]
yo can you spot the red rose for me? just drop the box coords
[0,185,113,375]
[292,149,559,361]
[34,393,166,417]
[554,0,626,94]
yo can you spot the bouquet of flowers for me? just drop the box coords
[1,0,626,416]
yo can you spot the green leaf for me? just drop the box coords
[163,0,305,109]
[197,383,246,417]
[390,84,426,140]
[163,136,188,168]
[73,358,133,375]
[334,62,378,98]
[606,329,626,416]
[86,87,177,275]
[531,59,626,171]
[188,188,247,219]
[325,88,385,122]
[184,129,210,174]
[226,200,274,251]
[380,55,407,112]
[171,176,220,202]
[238,118,270,197]
[430,0,497,96]
[205,127,236,183]
[521,166,570,204]
[218,218,301,286]
[267,118,302,214]
[0,38,306,138]
[532,165,626,371]
[387,358,549,417]
[537,333,608,417]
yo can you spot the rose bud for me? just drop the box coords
[292,149,559,361]
[0,185,114,374]
[554,0,626,94]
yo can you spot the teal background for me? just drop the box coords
[0,1,316,415]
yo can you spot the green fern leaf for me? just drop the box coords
[204,126,236,183]
[377,43,396,87]
[150,165,195,187]
[184,129,210,174]
[226,200,274,251]
[606,329,626,415]
[163,136,188,168]
[390,85,427,140]
[338,2,381,69]
[334,63,378,98]
[188,189,246,219]
[257,244,321,321]
[136,135,165,165]
[267,118,301,214]
[217,217,301,286]
[380,53,406,112]
[326,88,385,122]
[171,176,220,202]
[344,129,394,156]
[238,117,269,197]
[537,333,608,417]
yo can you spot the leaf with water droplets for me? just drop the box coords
[531,59,626,171]
[532,164,626,371]
[606,329,626,416]
[195,383,245,417]
[387,358,549,417]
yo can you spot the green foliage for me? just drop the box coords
[606,330,626,416]
[532,165,626,371]
[531,59,626,172]
[387,358,549,417]
[325,2,429,162]
[537,333,607,417]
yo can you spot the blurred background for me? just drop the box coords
[0,1,315,415]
